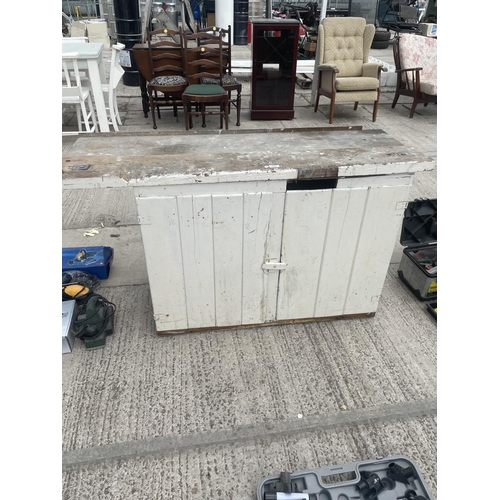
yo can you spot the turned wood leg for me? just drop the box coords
[236,90,241,126]
[148,92,157,129]
[141,75,149,117]
[354,102,359,110]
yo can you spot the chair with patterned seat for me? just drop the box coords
[147,27,187,129]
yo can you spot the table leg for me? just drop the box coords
[87,59,110,133]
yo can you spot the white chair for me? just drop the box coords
[62,53,97,135]
[81,43,125,132]
[102,43,126,131]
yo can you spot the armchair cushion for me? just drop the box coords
[336,76,380,92]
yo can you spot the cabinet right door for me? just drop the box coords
[276,182,411,320]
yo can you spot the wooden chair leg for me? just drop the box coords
[409,96,419,118]
[224,102,228,130]
[114,95,122,125]
[391,89,400,108]
[353,102,359,110]
[236,91,241,126]
[149,93,157,129]
[183,103,189,130]
[155,92,161,119]
[329,94,336,124]
[75,105,82,132]
[314,88,321,112]
[372,90,380,122]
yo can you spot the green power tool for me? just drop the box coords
[74,294,116,350]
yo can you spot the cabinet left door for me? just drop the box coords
[137,187,286,333]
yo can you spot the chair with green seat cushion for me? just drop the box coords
[182,31,229,130]
[314,17,383,124]
[197,25,242,126]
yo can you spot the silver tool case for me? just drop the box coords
[257,455,435,500]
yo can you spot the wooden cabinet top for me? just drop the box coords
[62,129,433,188]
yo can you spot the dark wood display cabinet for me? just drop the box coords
[250,19,300,120]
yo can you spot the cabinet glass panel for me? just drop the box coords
[254,28,296,108]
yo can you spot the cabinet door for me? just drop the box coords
[137,190,285,332]
[276,182,410,320]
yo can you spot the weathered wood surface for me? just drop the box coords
[62,129,433,187]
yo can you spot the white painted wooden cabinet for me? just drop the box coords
[61,129,433,335]
[134,172,413,333]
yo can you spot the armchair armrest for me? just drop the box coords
[395,67,423,92]
[395,67,423,74]
[362,62,384,79]
[317,63,339,73]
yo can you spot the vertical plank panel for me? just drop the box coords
[277,189,332,321]
[177,195,216,329]
[212,194,244,327]
[241,192,286,324]
[136,197,188,331]
[344,183,411,314]
[314,187,368,317]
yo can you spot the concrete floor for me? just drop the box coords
[62,39,437,499]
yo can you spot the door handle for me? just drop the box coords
[262,261,287,271]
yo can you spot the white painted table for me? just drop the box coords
[62,42,109,133]
[62,129,434,334]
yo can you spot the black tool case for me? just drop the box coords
[397,199,437,301]
[257,455,435,500]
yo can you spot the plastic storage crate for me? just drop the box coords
[397,199,437,301]
[62,246,114,279]
[257,455,435,500]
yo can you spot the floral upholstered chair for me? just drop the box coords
[392,34,437,118]
[313,17,383,124]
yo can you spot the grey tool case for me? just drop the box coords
[257,455,435,500]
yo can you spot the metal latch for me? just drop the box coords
[262,261,287,271]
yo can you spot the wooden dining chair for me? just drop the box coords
[62,53,97,135]
[196,25,241,126]
[182,31,229,130]
[147,27,187,129]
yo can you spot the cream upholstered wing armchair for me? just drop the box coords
[314,17,383,124]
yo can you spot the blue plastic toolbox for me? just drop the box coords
[62,246,114,279]
[257,455,435,500]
